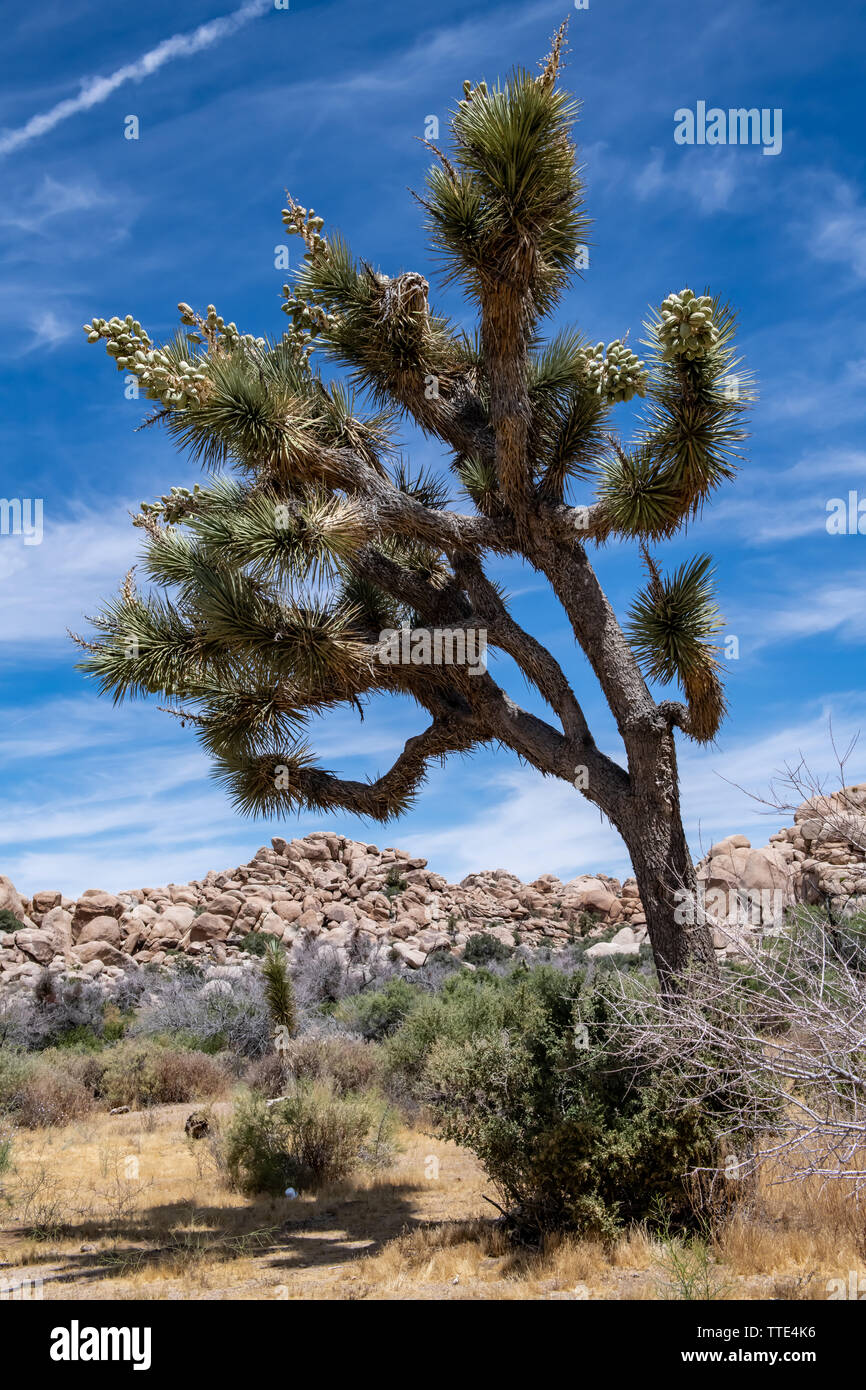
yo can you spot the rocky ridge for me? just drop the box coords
[1,784,864,991]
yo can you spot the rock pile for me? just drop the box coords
[1,784,864,990]
[695,783,866,949]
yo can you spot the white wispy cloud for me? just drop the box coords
[0,691,417,895]
[0,0,271,158]
[0,502,140,643]
[809,175,866,280]
[752,578,866,647]
[787,447,866,480]
[29,308,75,348]
[0,175,116,232]
[634,148,744,214]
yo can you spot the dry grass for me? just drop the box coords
[0,1104,864,1300]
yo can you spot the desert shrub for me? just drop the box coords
[246,1035,382,1099]
[0,976,113,1051]
[385,967,520,1086]
[223,1083,390,1193]
[43,1046,107,1097]
[131,969,270,1056]
[290,933,398,1010]
[413,950,462,990]
[283,1035,382,1095]
[0,908,23,933]
[291,936,350,1007]
[108,970,151,1015]
[335,975,421,1040]
[0,1124,12,1176]
[384,866,407,896]
[386,966,746,1241]
[726,908,866,1019]
[0,1049,95,1128]
[99,1040,229,1109]
[223,1092,296,1194]
[463,933,513,966]
[277,1084,385,1187]
[244,1051,287,1098]
[239,930,282,957]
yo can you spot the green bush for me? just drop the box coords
[463,932,513,966]
[239,930,282,957]
[335,976,421,1040]
[384,866,407,896]
[223,1083,391,1194]
[0,908,23,934]
[386,965,745,1241]
[385,967,519,1085]
[278,1083,385,1186]
[223,1092,297,1194]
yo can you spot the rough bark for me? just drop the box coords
[615,730,719,990]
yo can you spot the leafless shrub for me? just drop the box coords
[94,1150,153,1233]
[12,1163,78,1241]
[0,976,108,1049]
[131,969,270,1056]
[290,933,398,1010]
[604,910,866,1190]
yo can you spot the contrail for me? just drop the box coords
[0,0,272,158]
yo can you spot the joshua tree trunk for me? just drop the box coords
[617,745,718,987]
[528,527,719,989]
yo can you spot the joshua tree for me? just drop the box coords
[77,27,750,989]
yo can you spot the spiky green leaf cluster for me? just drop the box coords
[422,64,589,318]
[596,295,752,535]
[627,554,726,741]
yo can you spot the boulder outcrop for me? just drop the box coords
[2,784,864,989]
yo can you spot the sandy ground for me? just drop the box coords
[0,1103,862,1300]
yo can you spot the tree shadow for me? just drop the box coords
[5,1178,429,1292]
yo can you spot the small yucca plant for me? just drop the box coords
[262,940,297,1039]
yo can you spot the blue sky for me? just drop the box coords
[1,0,865,896]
